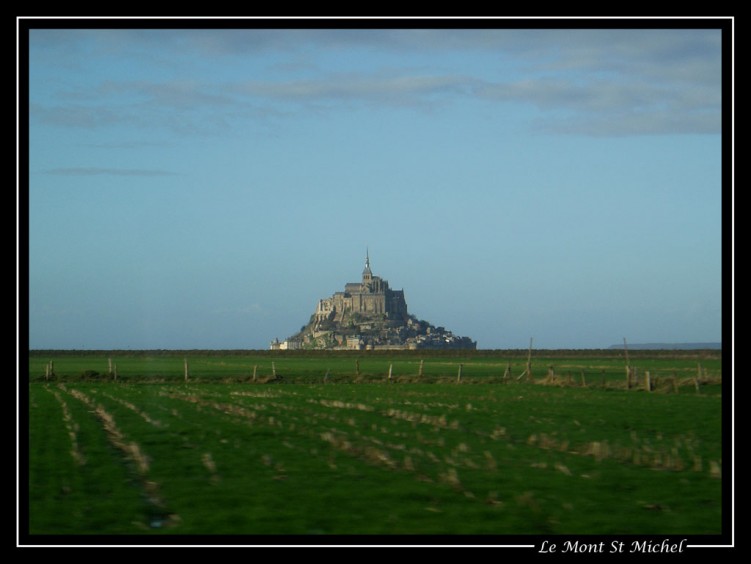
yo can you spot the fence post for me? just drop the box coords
[623,337,631,389]
[522,337,533,381]
[418,359,424,378]
[388,363,393,382]
[457,363,463,383]
[184,357,189,383]
[695,363,702,393]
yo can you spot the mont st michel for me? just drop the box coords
[271,253,476,351]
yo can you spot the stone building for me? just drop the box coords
[313,251,408,330]
[271,252,476,351]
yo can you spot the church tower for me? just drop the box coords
[362,249,373,285]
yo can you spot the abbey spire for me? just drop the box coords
[362,248,372,282]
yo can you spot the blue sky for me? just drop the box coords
[25,22,726,349]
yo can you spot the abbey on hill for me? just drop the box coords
[271,252,476,351]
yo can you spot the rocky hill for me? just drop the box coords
[271,253,476,351]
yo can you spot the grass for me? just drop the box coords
[27,349,722,389]
[25,372,723,536]
[28,385,147,533]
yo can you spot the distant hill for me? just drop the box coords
[608,343,721,350]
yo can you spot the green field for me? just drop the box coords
[27,349,722,385]
[25,350,724,537]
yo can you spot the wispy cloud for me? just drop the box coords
[30,103,127,129]
[233,73,473,107]
[28,27,723,137]
[43,167,179,177]
[474,76,720,135]
[80,141,168,149]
